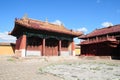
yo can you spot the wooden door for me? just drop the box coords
[45,38,58,56]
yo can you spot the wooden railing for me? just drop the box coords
[80,37,117,45]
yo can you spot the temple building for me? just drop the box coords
[79,25,120,58]
[9,17,82,57]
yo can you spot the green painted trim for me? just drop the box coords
[25,32,73,41]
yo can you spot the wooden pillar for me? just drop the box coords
[96,36,98,42]
[58,40,61,56]
[107,34,109,39]
[19,35,26,50]
[88,38,89,42]
[71,41,75,56]
[42,38,45,56]
[15,35,26,57]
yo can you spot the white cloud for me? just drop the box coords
[0,32,16,43]
[51,20,63,26]
[74,38,80,44]
[76,27,88,33]
[101,22,113,27]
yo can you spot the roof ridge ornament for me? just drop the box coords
[22,14,28,19]
[60,23,64,26]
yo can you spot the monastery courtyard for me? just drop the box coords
[0,56,120,80]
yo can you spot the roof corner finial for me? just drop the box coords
[22,14,28,19]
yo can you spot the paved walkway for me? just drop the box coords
[0,56,119,80]
[0,57,62,80]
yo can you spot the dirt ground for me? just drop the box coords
[0,56,120,80]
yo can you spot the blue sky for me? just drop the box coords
[0,0,120,43]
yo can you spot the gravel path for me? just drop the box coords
[0,57,62,80]
[0,56,120,80]
[41,60,120,80]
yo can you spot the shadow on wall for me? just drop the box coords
[11,43,15,53]
[111,56,120,60]
[111,44,120,60]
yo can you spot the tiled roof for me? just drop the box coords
[10,18,82,37]
[79,24,120,39]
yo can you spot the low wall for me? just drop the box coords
[0,43,15,56]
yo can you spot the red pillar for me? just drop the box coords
[42,38,45,56]
[71,41,75,56]
[58,40,61,56]
[15,35,26,57]
[19,35,26,50]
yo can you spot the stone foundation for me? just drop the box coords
[26,50,41,56]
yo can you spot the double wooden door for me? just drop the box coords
[45,38,58,56]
